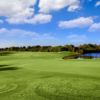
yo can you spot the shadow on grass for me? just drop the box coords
[0,65,9,67]
[0,65,19,71]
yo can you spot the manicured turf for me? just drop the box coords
[0,52,100,100]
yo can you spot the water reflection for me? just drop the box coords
[82,53,100,58]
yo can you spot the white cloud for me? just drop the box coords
[0,40,16,48]
[0,0,52,24]
[0,0,36,23]
[26,14,52,24]
[7,13,52,24]
[39,0,80,13]
[89,23,100,32]
[0,28,42,38]
[0,28,58,47]
[59,17,93,29]
[0,0,36,16]
[67,34,87,45]
[95,1,100,7]
[0,0,81,24]
[0,28,56,39]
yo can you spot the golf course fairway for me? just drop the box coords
[0,52,100,100]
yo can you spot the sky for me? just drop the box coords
[0,0,100,48]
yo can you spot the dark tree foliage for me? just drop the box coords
[0,44,100,54]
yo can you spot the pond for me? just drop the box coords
[81,53,100,58]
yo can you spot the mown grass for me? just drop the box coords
[0,52,100,100]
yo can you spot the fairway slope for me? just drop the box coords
[0,52,100,100]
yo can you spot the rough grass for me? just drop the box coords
[0,52,100,100]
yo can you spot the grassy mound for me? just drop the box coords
[35,76,100,100]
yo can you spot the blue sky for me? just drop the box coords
[0,0,100,47]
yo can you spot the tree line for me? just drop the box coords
[0,44,100,54]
